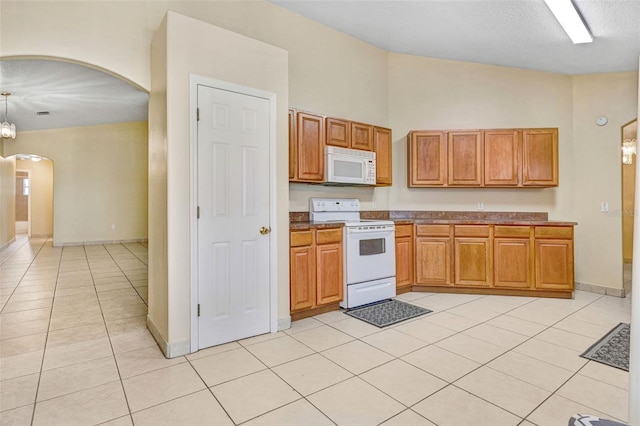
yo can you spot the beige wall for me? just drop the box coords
[572,73,638,289]
[0,155,16,248]
[388,53,575,217]
[16,159,53,237]
[1,1,638,344]
[149,12,288,355]
[622,122,638,261]
[386,54,638,291]
[4,122,148,245]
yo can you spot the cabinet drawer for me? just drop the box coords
[416,224,450,237]
[494,226,531,238]
[534,227,573,239]
[454,225,490,237]
[290,230,313,247]
[316,228,342,245]
[395,224,413,238]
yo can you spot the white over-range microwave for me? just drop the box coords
[325,146,376,185]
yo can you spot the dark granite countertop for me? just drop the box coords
[290,210,577,229]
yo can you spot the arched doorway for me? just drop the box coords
[13,154,53,238]
[0,57,148,247]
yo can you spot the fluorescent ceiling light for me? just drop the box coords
[544,0,593,44]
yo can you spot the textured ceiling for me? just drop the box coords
[1,1,638,134]
[270,0,640,75]
[0,59,148,133]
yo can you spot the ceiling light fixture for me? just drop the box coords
[1,92,17,139]
[543,0,593,44]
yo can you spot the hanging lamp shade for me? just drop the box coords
[1,93,16,139]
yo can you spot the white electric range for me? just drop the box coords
[309,198,396,309]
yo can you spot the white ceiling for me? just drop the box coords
[270,0,640,75]
[1,1,638,134]
[0,59,148,133]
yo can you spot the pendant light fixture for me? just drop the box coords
[1,92,17,139]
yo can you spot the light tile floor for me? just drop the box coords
[0,236,632,425]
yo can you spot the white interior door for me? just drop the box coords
[197,84,271,348]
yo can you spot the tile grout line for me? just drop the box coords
[29,238,64,426]
[0,238,49,315]
[83,243,136,423]
[102,243,148,307]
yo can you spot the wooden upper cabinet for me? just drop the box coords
[351,122,374,151]
[296,112,325,182]
[408,127,558,188]
[288,109,297,180]
[409,131,447,186]
[448,131,482,186]
[373,126,392,186]
[484,130,520,186]
[326,117,350,148]
[522,128,558,187]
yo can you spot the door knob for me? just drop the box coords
[260,226,271,235]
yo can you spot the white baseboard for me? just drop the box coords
[146,316,191,359]
[278,316,292,331]
[0,237,16,251]
[575,281,626,298]
[54,238,148,247]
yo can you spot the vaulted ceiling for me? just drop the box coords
[1,1,638,133]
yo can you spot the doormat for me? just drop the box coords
[345,299,432,328]
[580,322,630,371]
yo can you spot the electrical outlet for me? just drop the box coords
[477,201,484,210]
[111,224,116,230]
[601,202,609,212]
[372,201,376,210]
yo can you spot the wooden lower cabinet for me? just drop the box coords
[395,224,414,289]
[412,223,574,298]
[535,238,574,290]
[316,242,343,305]
[494,238,531,288]
[453,237,492,287]
[290,228,343,316]
[415,237,451,285]
[290,246,315,311]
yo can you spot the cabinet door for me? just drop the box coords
[374,126,392,186]
[454,237,492,286]
[409,131,447,186]
[522,128,558,187]
[316,243,343,305]
[288,109,297,180]
[494,238,531,288]
[535,239,574,290]
[326,117,350,148]
[395,236,414,288]
[296,112,325,182]
[484,130,519,186]
[290,246,315,311]
[448,131,482,186]
[351,122,374,151]
[415,237,451,285]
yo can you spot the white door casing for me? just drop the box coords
[192,79,275,350]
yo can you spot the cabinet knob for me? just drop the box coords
[260,226,271,235]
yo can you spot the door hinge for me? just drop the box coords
[197,108,200,122]
[197,304,201,317]
[197,206,200,219]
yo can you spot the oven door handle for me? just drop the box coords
[346,227,395,234]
